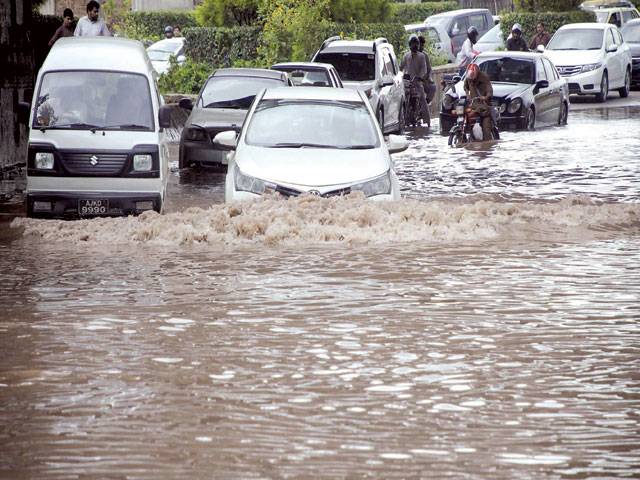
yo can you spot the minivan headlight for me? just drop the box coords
[35,152,54,169]
[507,98,522,114]
[133,154,152,171]
[581,63,602,73]
[351,171,391,197]
[234,165,274,195]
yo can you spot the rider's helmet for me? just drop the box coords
[466,63,479,80]
[408,34,419,46]
[164,25,173,34]
[511,23,523,34]
[467,26,478,38]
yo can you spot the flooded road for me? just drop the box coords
[1,106,639,478]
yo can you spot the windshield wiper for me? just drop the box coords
[100,124,150,130]
[271,142,335,149]
[337,144,375,149]
[46,122,101,132]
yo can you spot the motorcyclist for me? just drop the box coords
[506,24,528,51]
[164,25,174,39]
[400,34,430,127]
[463,63,496,141]
[417,35,436,104]
[458,26,480,76]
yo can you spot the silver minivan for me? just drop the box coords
[19,37,171,218]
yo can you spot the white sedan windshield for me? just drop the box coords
[547,29,604,50]
[245,99,380,149]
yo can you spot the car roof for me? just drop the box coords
[592,5,638,10]
[558,22,611,29]
[42,37,151,74]
[261,86,362,102]
[428,8,490,19]
[272,62,335,70]
[319,39,390,54]
[147,37,185,51]
[212,68,287,80]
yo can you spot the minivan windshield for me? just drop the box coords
[314,53,376,82]
[200,76,284,109]
[245,99,380,149]
[34,71,153,130]
[547,29,604,50]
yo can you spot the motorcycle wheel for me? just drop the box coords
[448,130,465,147]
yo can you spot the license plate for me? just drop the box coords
[78,199,109,215]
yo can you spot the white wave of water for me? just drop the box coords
[10,194,640,246]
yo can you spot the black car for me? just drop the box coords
[179,68,291,168]
[621,19,640,88]
[439,52,570,135]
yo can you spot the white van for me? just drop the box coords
[19,37,171,218]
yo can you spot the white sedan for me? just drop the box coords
[217,87,407,202]
[146,37,186,76]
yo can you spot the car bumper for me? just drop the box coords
[26,191,162,219]
[559,67,604,95]
[180,141,228,167]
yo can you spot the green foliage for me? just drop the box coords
[114,10,197,41]
[157,57,213,94]
[499,10,596,39]
[514,0,582,12]
[328,0,391,23]
[184,26,262,66]
[102,0,132,31]
[195,0,261,27]
[258,0,331,65]
[388,1,458,25]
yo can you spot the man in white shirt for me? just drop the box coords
[74,0,110,37]
[457,26,480,76]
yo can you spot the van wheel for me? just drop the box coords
[618,69,630,98]
[595,72,608,103]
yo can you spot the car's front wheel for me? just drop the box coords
[595,72,608,103]
[393,103,405,134]
[618,69,630,98]
[526,107,536,131]
[558,101,568,126]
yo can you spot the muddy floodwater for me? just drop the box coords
[1,107,639,478]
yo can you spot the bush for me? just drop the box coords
[499,10,595,39]
[389,1,458,25]
[329,0,391,23]
[115,10,197,41]
[184,25,262,66]
[514,0,582,12]
[195,0,261,27]
[157,57,213,94]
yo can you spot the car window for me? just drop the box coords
[388,51,398,75]
[542,58,555,82]
[450,17,469,36]
[607,28,617,48]
[314,52,376,82]
[477,57,535,84]
[286,69,332,87]
[536,59,547,81]
[468,14,487,31]
[615,28,623,44]
[199,76,284,109]
[609,12,622,27]
[382,50,394,78]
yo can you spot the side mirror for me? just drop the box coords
[213,130,237,151]
[535,79,549,90]
[18,101,31,125]
[158,105,172,129]
[178,97,193,110]
[536,44,545,53]
[606,44,618,53]
[381,76,395,87]
[386,134,408,154]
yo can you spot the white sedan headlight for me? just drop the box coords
[35,152,54,169]
[507,98,522,114]
[234,165,274,195]
[351,171,391,197]
[581,63,602,73]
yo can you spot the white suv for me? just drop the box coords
[312,37,405,134]
[543,23,632,102]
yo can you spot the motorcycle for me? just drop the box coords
[403,74,429,128]
[447,97,500,147]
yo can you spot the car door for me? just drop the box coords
[449,16,470,57]
[605,27,623,87]
[542,57,562,122]
[534,57,552,124]
[614,27,631,83]
[380,47,400,128]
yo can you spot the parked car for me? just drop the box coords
[312,37,405,134]
[581,0,636,10]
[179,68,291,169]
[18,37,171,218]
[543,23,632,101]
[271,62,343,87]
[423,8,494,61]
[621,18,640,86]
[146,37,186,76]
[475,23,505,53]
[440,52,570,134]
[404,23,452,62]
[219,87,406,202]
[593,6,640,26]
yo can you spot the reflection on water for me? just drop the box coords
[1,106,639,478]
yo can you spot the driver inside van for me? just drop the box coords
[105,76,152,128]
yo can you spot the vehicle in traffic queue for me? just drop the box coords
[621,18,640,86]
[146,37,186,76]
[18,37,171,218]
[178,68,291,169]
[218,87,406,202]
[311,37,405,134]
[593,6,640,27]
[440,52,570,135]
[271,62,344,87]
[541,23,632,102]
[404,23,451,62]
[475,23,505,53]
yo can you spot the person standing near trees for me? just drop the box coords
[48,8,75,46]
[529,22,551,50]
[74,0,110,37]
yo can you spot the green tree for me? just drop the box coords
[328,0,390,23]
[195,0,260,27]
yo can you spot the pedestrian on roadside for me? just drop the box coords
[164,25,174,39]
[173,25,182,37]
[48,8,75,46]
[74,0,110,37]
[458,26,480,76]
[401,34,431,127]
[529,22,551,50]
[506,24,528,52]
[417,35,436,104]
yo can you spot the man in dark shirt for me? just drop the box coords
[506,24,528,52]
[463,63,495,141]
[529,22,551,50]
[48,8,74,47]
